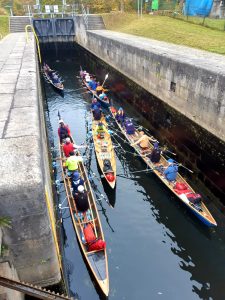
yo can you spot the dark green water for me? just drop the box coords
[43,46,225,300]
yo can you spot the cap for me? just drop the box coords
[69,151,74,156]
[73,171,80,181]
[98,122,103,126]
[167,158,174,163]
[78,185,84,193]
[59,119,64,124]
[65,137,70,143]
[119,107,123,111]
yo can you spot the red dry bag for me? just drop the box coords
[83,224,96,244]
[88,239,106,251]
[174,182,188,191]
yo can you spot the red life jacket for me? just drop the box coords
[63,143,74,157]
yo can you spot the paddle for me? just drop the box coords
[161,146,176,156]
[163,153,194,174]
[102,73,109,88]
[73,87,87,92]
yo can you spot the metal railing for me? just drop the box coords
[0,276,73,299]
[81,3,88,29]
[25,24,42,64]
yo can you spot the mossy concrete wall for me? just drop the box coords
[75,29,225,143]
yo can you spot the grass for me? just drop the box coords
[0,16,9,39]
[102,13,225,55]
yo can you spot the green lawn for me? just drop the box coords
[103,13,225,55]
[0,16,9,39]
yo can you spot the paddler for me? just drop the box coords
[131,131,156,151]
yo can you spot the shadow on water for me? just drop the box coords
[41,44,225,300]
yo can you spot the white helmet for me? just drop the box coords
[65,137,70,143]
[77,185,84,193]
[59,119,64,124]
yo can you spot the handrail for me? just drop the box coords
[25,24,42,64]
[81,3,88,29]
[0,275,73,299]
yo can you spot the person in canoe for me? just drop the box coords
[163,159,178,183]
[73,185,89,213]
[51,72,63,89]
[71,171,85,193]
[88,77,98,91]
[94,122,108,139]
[148,141,161,163]
[80,70,87,79]
[43,62,52,74]
[63,137,86,158]
[91,98,102,121]
[124,118,136,135]
[116,107,126,126]
[91,98,101,110]
[58,119,71,142]
[96,82,103,96]
[85,73,91,83]
[99,91,107,101]
[65,151,83,176]
[131,131,156,152]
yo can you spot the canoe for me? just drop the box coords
[109,106,217,227]
[59,131,109,295]
[42,67,64,97]
[92,113,117,189]
[81,74,110,108]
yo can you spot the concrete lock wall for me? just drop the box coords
[0,33,61,286]
[75,28,225,143]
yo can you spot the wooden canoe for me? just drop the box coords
[42,68,64,96]
[92,113,117,189]
[81,73,110,108]
[59,133,109,296]
[109,107,217,227]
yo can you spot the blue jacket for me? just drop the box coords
[164,164,178,181]
[116,112,126,124]
[89,80,97,91]
[91,101,101,110]
[124,119,135,134]
[71,178,84,193]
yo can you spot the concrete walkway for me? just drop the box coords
[0,33,37,138]
[0,33,60,286]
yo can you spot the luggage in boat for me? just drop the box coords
[173,182,191,195]
[88,239,106,251]
[187,193,202,205]
[103,159,113,173]
[83,223,96,244]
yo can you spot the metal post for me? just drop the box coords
[137,0,140,17]
[140,0,142,17]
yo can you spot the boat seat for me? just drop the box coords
[87,249,104,254]
[76,218,97,225]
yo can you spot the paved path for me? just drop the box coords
[0,33,37,139]
[0,33,60,286]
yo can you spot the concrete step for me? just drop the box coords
[87,15,105,30]
[10,16,31,33]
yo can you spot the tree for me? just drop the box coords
[0,217,12,229]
